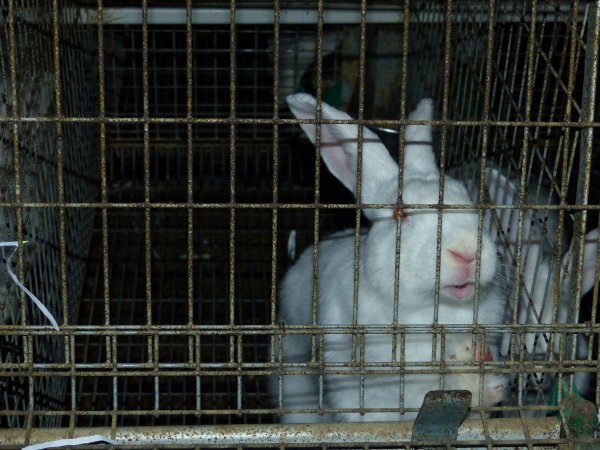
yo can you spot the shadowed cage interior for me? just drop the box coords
[0,0,599,447]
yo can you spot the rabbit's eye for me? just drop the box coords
[393,207,409,222]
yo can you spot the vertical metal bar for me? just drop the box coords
[96,5,113,423]
[474,0,497,328]
[185,0,194,345]
[390,5,410,355]
[39,0,62,428]
[111,335,118,435]
[6,0,32,435]
[276,333,283,410]
[391,3,411,410]
[499,17,522,365]
[228,0,237,366]
[513,0,538,371]
[236,334,243,416]
[51,0,68,335]
[311,0,324,369]
[434,0,454,363]
[93,0,108,432]
[351,0,367,371]
[399,331,406,413]
[522,0,555,420]
[68,334,77,431]
[516,25,545,394]
[140,1,156,417]
[270,0,280,340]
[141,0,152,327]
[318,333,325,412]
[359,333,365,415]
[195,334,202,416]
[154,335,160,413]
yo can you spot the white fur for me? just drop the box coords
[272,94,506,423]
[519,228,598,397]
[444,340,508,418]
[481,169,598,396]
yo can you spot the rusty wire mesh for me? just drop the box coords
[0,0,99,428]
[0,0,599,449]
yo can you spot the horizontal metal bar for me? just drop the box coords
[0,408,559,423]
[0,419,562,447]
[0,365,591,379]
[0,116,599,128]
[0,322,595,334]
[0,202,599,212]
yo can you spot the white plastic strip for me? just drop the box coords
[88,7,403,25]
[0,241,59,331]
[78,5,588,25]
[22,435,118,450]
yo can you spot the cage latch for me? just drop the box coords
[411,390,471,446]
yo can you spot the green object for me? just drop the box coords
[548,378,586,411]
[299,76,344,109]
[547,378,598,443]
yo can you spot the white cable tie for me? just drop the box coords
[0,241,59,331]
[22,435,119,450]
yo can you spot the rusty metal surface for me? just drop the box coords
[0,418,562,447]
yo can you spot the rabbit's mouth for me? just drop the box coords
[444,282,474,300]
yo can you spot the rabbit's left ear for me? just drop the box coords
[287,94,398,219]
[485,168,545,274]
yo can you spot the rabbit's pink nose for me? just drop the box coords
[448,249,475,265]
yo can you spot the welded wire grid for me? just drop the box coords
[0,0,599,449]
[0,0,99,428]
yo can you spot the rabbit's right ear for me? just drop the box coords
[286,94,398,213]
[403,99,437,180]
[562,228,599,298]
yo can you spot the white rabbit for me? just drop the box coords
[479,168,561,355]
[444,339,508,418]
[477,169,598,396]
[507,228,598,355]
[271,94,506,423]
[516,228,598,398]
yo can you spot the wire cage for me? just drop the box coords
[0,0,599,449]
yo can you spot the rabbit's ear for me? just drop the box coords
[485,169,524,261]
[562,228,599,297]
[286,94,398,208]
[581,229,599,294]
[486,168,517,206]
[403,99,437,180]
[485,168,542,270]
